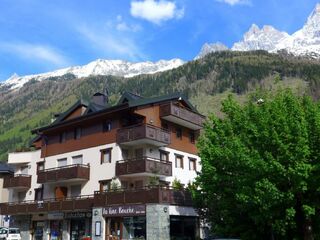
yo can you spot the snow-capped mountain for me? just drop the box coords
[194,42,228,59]
[232,24,289,52]
[197,3,320,59]
[1,58,184,90]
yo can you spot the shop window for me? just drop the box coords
[59,132,66,143]
[72,155,83,165]
[170,216,198,240]
[74,127,82,140]
[37,162,45,173]
[103,121,112,132]
[101,148,112,164]
[122,217,146,240]
[57,158,67,167]
[189,131,195,144]
[159,150,169,162]
[176,127,182,139]
[189,158,197,171]
[175,154,184,169]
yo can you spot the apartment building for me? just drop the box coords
[0,91,205,240]
[0,163,13,227]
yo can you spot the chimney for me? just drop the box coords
[92,92,107,106]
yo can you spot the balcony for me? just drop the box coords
[3,175,31,190]
[0,195,94,216]
[37,164,90,184]
[116,157,172,177]
[160,103,205,130]
[117,124,171,146]
[94,186,193,207]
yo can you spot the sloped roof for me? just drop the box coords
[0,163,13,174]
[31,91,201,135]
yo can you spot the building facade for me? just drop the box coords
[0,163,13,227]
[0,92,205,240]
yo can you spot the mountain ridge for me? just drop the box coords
[0,58,184,91]
[196,3,320,59]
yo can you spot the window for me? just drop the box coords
[37,162,45,173]
[72,155,83,165]
[189,158,197,171]
[159,150,169,162]
[175,155,184,169]
[57,158,67,167]
[101,148,112,164]
[162,122,169,130]
[20,165,29,175]
[59,132,66,143]
[176,128,182,139]
[74,127,82,139]
[70,185,82,197]
[34,187,43,201]
[103,121,112,132]
[135,148,143,158]
[189,131,195,144]
[122,149,129,160]
[100,180,111,192]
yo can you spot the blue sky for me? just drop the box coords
[0,0,319,81]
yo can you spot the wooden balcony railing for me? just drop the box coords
[3,174,31,189]
[117,124,171,146]
[37,164,90,184]
[160,103,205,130]
[94,186,193,207]
[0,195,94,216]
[116,157,172,176]
[0,187,192,216]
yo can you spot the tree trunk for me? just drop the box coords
[303,219,314,240]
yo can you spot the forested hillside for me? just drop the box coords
[1,51,320,161]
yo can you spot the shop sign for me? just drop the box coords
[65,212,92,219]
[48,212,64,220]
[103,205,146,217]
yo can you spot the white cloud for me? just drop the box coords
[115,15,142,32]
[217,0,251,6]
[77,24,145,60]
[130,0,184,24]
[0,42,70,66]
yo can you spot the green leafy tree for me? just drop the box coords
[193,89,320,240]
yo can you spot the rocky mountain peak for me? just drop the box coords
[194,42,228,59]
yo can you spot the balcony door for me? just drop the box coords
[55,186,68,200]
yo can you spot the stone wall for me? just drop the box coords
[91,208,105,240]
[146,204,170,240]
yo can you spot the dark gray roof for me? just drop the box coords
[0,163,13,174]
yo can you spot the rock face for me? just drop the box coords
[195,42,229,59]
[0,58,185,90]
[198,3,320,59]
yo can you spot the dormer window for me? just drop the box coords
[59,132,66,143]
[103,121,112,132]
[74,127,82,140]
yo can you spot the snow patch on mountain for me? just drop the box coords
[1,58,184,90]
[232,24,289,52]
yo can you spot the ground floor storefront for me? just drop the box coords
[9,204,200,240]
